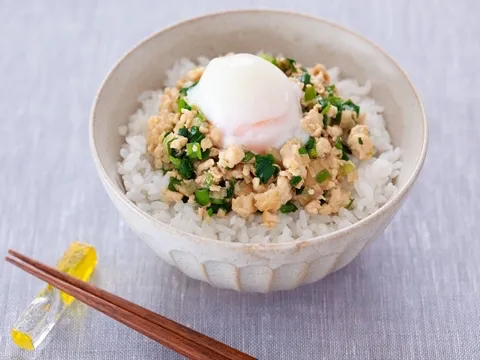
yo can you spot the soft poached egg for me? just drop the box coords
[187,53,307,152]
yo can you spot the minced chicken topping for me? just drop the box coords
[146,54,374,228]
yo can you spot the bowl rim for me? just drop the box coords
[89,9,428,250]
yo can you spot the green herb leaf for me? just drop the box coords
[300,72,311,85]
[207,208,213,217]
[280,201,298,214]
[178,158,195,179]
[358,137,363,145]
[296,186,305,195]
[167,177,181,192]
[255,154,277,184]
[177,97,191,112]
[179,81,198,95]
[315,169,331,184]
[304,86,316,102]
[242,151,255,162]
[194,189,210,206]
[186,142,202,160]
[290,176,302,187]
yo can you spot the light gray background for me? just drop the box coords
[0,0,479,359]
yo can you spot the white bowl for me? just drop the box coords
[90,10,428,292]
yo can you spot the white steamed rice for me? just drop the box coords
[117,57,402,243]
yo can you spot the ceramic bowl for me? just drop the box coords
[89,10,428,292]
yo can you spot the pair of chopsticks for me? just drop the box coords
[6,250,255,360]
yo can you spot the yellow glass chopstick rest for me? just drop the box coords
[11,242,97,350]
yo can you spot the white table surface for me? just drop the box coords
[1,0,479,359]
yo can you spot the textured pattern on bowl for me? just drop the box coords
[90,10,428,292]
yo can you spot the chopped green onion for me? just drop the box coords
[320,103,331,115]
[315,169,331,184]
[205,172,213,187]
[339,162,355,176]
[335,138,350,161]
[300,72,311,85]
[305,137,316,151]
[242,151,255,162]
[178,127,190,138]
[298,146,308,155]
[169,155,181,168]
[323,115,329,128]
[210,197,224,205]
[167,177,181,192]
[255,154,277,184]
[226,181,235,198]
[177,97,191,112]
[194,189,210,206]
[287,58,296,66]
[189,126,205,143]
[290,176,302,187]
[196,109,206,121]
[346,198,354,210]
[304,86,316,101]
[318,97,329,108]
[259,53,276,65]
[280,201,298,214]
[179,81,198,95]
[325,84,336,96]
[296,186,305,195]
[207,208,213,217]
[186,142,202,160]
[342,99,360,116]
[358,137,364,145]
[308,147,318,158]
[178,158,195,179]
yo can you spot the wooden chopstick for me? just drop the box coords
[6,250,255,360]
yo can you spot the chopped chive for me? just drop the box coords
[346,198,354,210]
[226,180,235,198]
[179,81,198,95]
[335,138,350,161]
[178,158,195,179]
[280,201,298,214]
[242,151,255,162]
[167,177,181,192]
[321,103,331,115]
[298,146,308,155]
[342,99,360,116]
[178,127,190,138]
[323,114,329,127]
[290,176,302,187]
[305,137,316,151]
[308,147,318,158]
[259,53,276,65]
[325,84,336,96]
[207,208,213,217]
[169,155,181,168]
[300,72,311,85]
[339,162,355,176]
[255,154,277,184]
[359,137,364,145]
[304,86,316,101]
[186,142,202,160]
[315,169,331,184]
[318,97,329,108]
[194,189,210,206]
[177,97,191,112]
[189,126,205,143]
[210,197,224,205]
[204,173,213,188]
[296,186,305,195]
